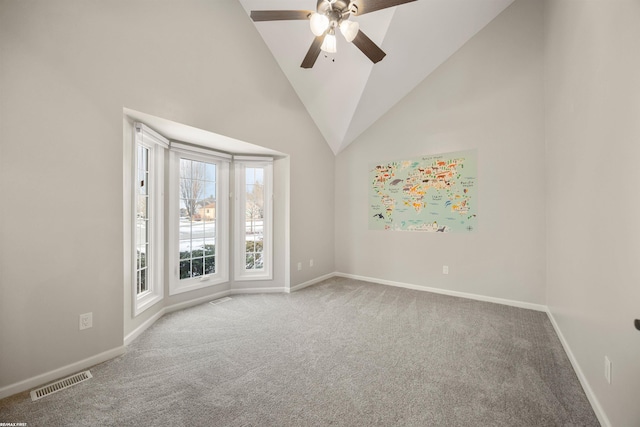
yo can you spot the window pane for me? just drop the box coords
[139,268,148,293]
[135,145,151,296]
[179,240,191,259]
[243,167,265,271]
[137,194,148,217]
[179,222,191,253]
[204,256,215,274]
[179,260,191,279]
[204,244,215,257]
[136,248,142,270]
[137,171,147,195]
[138,246,147,268]
[205,163,216,182]
[246,168,254,184]
[254,168,264,184]
[204,181,216,200]
[138,145,148,171]
[191,257,203,277]
[179,158,191,177]
[178,158,217,279]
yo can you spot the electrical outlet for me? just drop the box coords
[309,259,314,267]
[297,262,302,271]
[604,356,611,384]
[79,312,93,330]
[443,265,449,275]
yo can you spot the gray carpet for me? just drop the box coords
[0,277,599,426]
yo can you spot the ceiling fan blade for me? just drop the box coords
[250,10,313,21]
[351,0,417,16]
[301,35,325,69]
[352,30,386,63]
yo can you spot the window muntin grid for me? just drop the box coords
[244,167,265,271]
[135,144,150,295]
[178,158,217,279]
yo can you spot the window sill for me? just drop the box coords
[169,275,228,296]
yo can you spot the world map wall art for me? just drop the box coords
[369,149,477,232]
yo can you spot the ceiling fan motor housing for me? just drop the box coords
[317,0,355,26]
[250,0,418,68]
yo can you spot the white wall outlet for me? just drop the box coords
[604,356,611,384]
[79,312,93,330]
[443,265,449,275]
[309,259,314,267]
[297,262,302,271]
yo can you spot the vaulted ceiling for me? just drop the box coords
[238,0,515,154]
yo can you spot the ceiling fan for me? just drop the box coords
[250,0,417,69]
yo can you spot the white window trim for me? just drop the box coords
[234,157,273,281]
[168,145,230,295]
[132,123,167,316]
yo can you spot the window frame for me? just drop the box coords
[132,123,167,316]
[234,157,273,281]
[168,144,230,295]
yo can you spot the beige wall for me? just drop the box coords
[335,0,546,305]
[3,1,639,424]
[544,1,640,425]
[0,0,334,391]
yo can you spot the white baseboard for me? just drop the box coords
[3,270,604,427]
[546,310,611,427]
[0,346,125,400]
[124,289,232,346]
[124,309,166,346]
[289,272,336,293]
[123,286,286,346]
[335,272,547,312]
[333,272,606,425]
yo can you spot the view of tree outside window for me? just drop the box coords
[179,158,216,279]
[136,145,150,294]
[245,167,264,270]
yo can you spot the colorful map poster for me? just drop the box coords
[369,149,477,232]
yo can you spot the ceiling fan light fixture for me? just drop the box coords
[250,0,419,69]
[339,20,359,43]
[309,12,330,36]
[320,32,337,53]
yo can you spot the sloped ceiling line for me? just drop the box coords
[238,0,515,154]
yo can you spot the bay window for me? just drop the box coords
[129,121,276,311]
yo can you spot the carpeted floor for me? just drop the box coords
[0,277,599,426]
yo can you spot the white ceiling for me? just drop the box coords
[238,0,515,154]
[124,108,285,156]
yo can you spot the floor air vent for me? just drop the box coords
[209,297,232,306]
[30,370,92,401]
